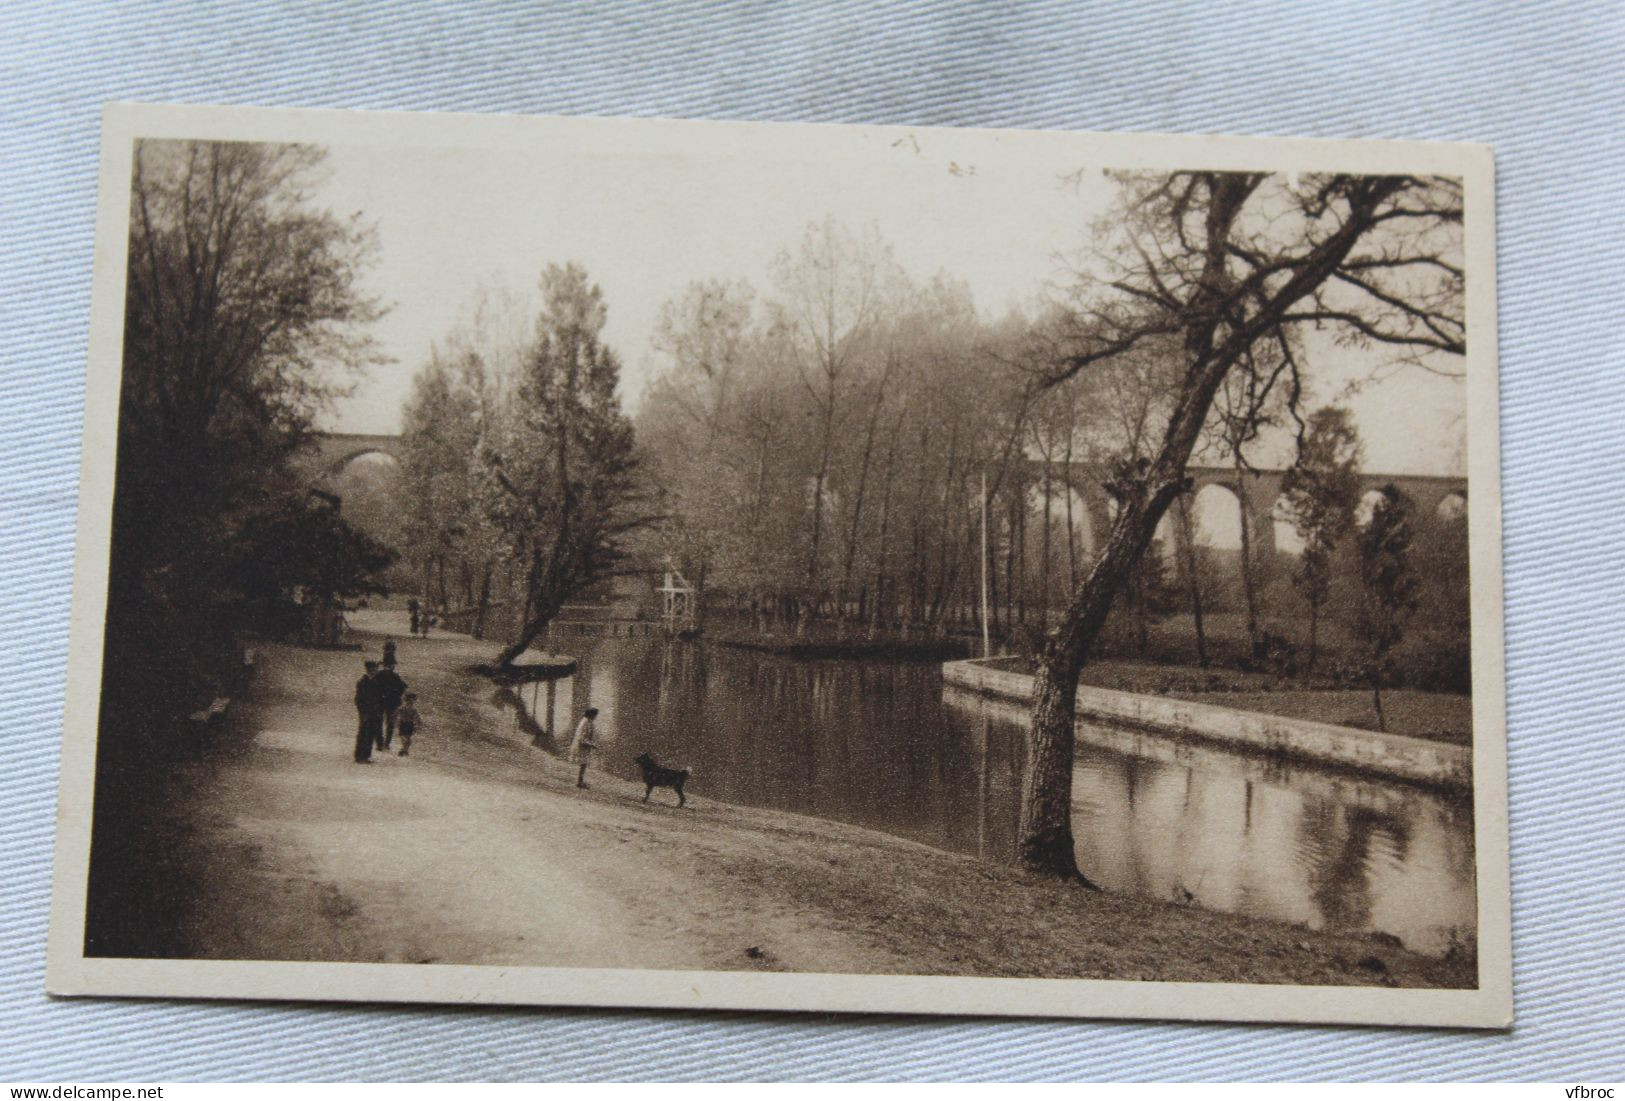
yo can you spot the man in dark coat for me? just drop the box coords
[373,661,408,751]
[354,660,383,763]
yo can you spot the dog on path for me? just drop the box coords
[634,752,690,807]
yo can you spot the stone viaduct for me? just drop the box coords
[299,431,406,485]
[1031,459,1467,560]
[301,431,1467,558]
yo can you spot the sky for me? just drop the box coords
[312,123,1467,478]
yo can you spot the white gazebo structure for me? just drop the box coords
[658,558,698,634]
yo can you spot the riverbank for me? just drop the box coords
[945,657,1472,789]
[83,611,1473,988]
[977,655,1472,746]
[709,628,970,663]
[702,623,1469,741]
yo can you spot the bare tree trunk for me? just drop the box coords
[1020,170,1435,880]
[1063,434,1080,591]
[473,561,493,640]
[1023,470,1189,879]
[994,490,1007,639]
[870,416,902,638]
[496,617,548,667]
[1041,450,1052,631]
[1234,450,1261,657]
[904,421,933,634]
[906,521,923,634]
[1017,483,1028,627]
[1176,495,1209,667]
[1022,298,1246,876]
[806,384,838,599]
[497,570,568,668]
[838,388,885,635]
[931,435,961,627]
[1023,650,1089,879]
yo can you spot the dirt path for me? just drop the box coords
[146,611,1474,987]
[170,612,901,974]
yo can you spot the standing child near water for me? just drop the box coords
[396,691,423,757]
[569,707,599,788]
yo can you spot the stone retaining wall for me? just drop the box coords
[941,658,1471,789]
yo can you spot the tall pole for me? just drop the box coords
[980,470,991,658]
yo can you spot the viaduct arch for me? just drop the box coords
[306,432,1466,596]
[308,433,1467,550]
[1031,458,1466,564]
[301,432,675,619]
[299,432,406,483]
[310,434,1465,540]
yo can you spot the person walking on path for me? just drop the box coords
[353,660,383,763]
[374,658,408,751]
[568,707,599,789]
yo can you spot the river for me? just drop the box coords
[496,634,1478,957]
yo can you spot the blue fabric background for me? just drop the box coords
[3,0,1622,1082]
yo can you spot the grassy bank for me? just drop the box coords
[977,655,1471,745]
[706,806,1476,986]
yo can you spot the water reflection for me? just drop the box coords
[492,636,1476,955]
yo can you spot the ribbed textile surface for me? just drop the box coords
[3,0,1622,1082]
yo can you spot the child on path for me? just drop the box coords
[396,691,423,757]
[568,707,599,789]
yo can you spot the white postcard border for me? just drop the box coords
[47,101,1511,1030]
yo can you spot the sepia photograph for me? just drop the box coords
[47,104,1507,1027]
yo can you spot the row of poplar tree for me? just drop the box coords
[392,219,1465,699]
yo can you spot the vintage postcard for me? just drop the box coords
[48,102,1509,1028]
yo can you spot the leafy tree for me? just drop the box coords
[1406,492,1472,693]
[1280,406,1364,671]
[637,241,1034,640]
[109,138,382,720]
[639,278,759,618]
[230,495,396,631]
[771,219,904,599]
[483,263,654,667]
[1354,485,1421,731]
[1022,171,1464,880]
[397,348,507,632]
